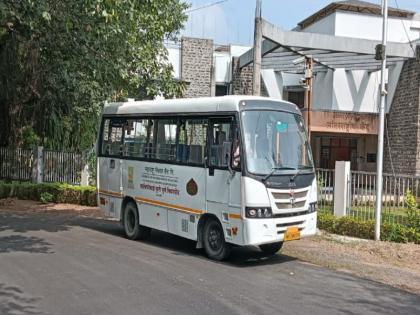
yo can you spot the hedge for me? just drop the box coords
[0,181,97,206]
[318,211,419,244]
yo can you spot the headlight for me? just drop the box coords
[309,202,317,213]
[245,207,272,218]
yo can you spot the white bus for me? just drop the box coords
[97,96,317,260]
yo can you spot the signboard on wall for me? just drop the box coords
[310,111,378,135]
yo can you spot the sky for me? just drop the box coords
[181,0,420,45]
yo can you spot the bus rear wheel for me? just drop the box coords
[259,242,283,255]
[203,218,231,261]
[123,201,150,240]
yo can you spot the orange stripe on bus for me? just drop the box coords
[98,189,123,198]
[135,197,204,215]
[229,213,242,219]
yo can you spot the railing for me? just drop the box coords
[350,171,420,224]
[0,147,88,185]
[0,147,33,181]
[316,168,334,213]
[43,150,84,185]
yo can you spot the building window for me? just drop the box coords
[366,153,377,163]
[216,84,228,96]
[286,90,305,109]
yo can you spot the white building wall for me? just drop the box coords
[214,53,231,83]
[301,12,336,35]
[334,11,420,42]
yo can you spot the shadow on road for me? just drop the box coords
[0,211,72,234]
[0,235,53,254]
[74,216,297,267]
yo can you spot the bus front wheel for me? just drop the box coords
[203,218,231,261]
[123,202,150,240]
[259,242,283,255]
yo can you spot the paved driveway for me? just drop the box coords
[0,208,419,315]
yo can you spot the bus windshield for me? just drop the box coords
[241,110,313,175]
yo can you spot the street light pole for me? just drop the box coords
[374,0,388,241]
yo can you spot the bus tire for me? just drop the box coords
[123,201,150,240]
[259,242,283,255]
[203,218,231,261]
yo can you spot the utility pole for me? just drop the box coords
[303,57,313,140]
[374,0,388,241]
[252,0,262,96]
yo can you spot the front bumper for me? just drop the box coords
[242,212,317,246]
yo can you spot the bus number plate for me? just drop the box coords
[284,227,300,241]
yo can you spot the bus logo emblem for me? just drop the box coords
[186,178,198,196]
[289,189,296,205]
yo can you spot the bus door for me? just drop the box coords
[206,118,241,219]
[100,118,124,218]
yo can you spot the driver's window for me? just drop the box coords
[209,120,232,168]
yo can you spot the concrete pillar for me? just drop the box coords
[81,164,90,186]
[333,161,351,217]
[210,64,216,97]
[32,146,43,184]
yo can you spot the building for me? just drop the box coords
[166,38,250,98]
[166,0,420,175]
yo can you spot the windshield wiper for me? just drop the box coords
[262,166,296,183]
[290,166,314,182]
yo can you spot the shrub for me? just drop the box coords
[404,190,420,230]
[0,181,97,206]
[40,192,54,203]
[318,211,419,244]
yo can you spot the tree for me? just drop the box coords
[0,0,188,150]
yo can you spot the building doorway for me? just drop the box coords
[320,136,357,169]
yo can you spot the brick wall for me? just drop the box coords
[181,37,213,98]
[231,58,253,95]
[384,57,420,175]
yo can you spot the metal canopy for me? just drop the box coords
[239,19,417,73]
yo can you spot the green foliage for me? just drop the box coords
[0,181,97,206]
[318,212,419,244]
[404,190,420,229]
[0,0,188,150]
[40,191,53,203]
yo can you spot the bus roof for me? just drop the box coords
[102,95,301,116]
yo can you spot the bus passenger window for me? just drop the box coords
[123,119,152,158]
[102,119,123,156]
[155,119,177,161]
[177,119,207,165]
[209,121,232,168]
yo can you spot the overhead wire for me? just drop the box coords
[185,0,229,13]
[393,0,417,54]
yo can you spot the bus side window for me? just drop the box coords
[123,119,152,159]
[102,118,123,156]
[177,118,207,165]
[209,120,232,168]
[154,118,177,161]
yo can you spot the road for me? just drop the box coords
[0,208,419,315]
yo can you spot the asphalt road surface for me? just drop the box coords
[0,209,419,315]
